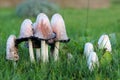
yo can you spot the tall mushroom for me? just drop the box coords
[33,13,55,62]
[6,35,19,61]
[98,34,112,52]
[98,34,112,67]
[16,19,35,63]
[87,52,99,71]
[84,42,94,58]
[50,13,70,61]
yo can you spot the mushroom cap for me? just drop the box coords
[84,42,94,58]
[33,13,55,40]
[6,35,19,61]
[51,13,70,42]
[98,34,112,52]
[19,19,33,38]
[16,19,34,45]
[87,52,99,71]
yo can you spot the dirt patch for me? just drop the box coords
[0,0,110,8]
[49,0,110,8]
[0,0,23,7]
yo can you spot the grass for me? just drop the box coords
[0,5,120,80]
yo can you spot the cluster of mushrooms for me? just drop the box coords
[84,34,112,71]
[6,13,113,72]
[6,13,70,63]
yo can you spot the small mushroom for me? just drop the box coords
[50,13,70,61]
[16,19,35,63]
[6,35,19,61]
[67,53,73,60]
[33,13,55,62]
[84,42,94,58]
[98,34,112,52]
[87,52,99,72]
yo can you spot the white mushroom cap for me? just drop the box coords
[51,13,69,41]
[84,42,94,58]
[33,13,55,40]
[6,35,19,61]
[19,19,33,38]
[87,52,99,71]
[98,34,112,52]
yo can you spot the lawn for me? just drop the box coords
[0,5,120,80]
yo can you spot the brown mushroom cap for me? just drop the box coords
[6,35,19,61]
[30,13,56,48]
[51,13,70,43]
[33,13,56,40]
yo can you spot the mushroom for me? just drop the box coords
[87,52,99,71]
[84,42,94,58]
[67,53,73,60]
[16,19,35,63]
[50,13,70,61]
[6,35,19,61]
[33,13,55,62]
[98,34,112,52]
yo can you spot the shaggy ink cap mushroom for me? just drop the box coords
[16,19,39,48]
[87,52,99,71]
[98,34,112,52]
[16,19,34,45]
[49,13,70,61]
[33,13,56,62]
[31,13,56,48]
[33,13,56,41]
[6,35,19,61]
[50,13,70,43]
[84,42,94,58]
[16,19,35,63]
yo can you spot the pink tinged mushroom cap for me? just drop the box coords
[98,34,112,52]
[51,13,69,42]
[33,13,55,40]
[6,35,19,61]
[19,19,33,38]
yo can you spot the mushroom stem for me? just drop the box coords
[36,48,40,62]
[45,43,49,62]
[53,42,59,61]
[41,40,48,62]
[13,61,17,69]
[28,39,35,63]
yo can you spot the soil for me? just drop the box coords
[0,0,110,8]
